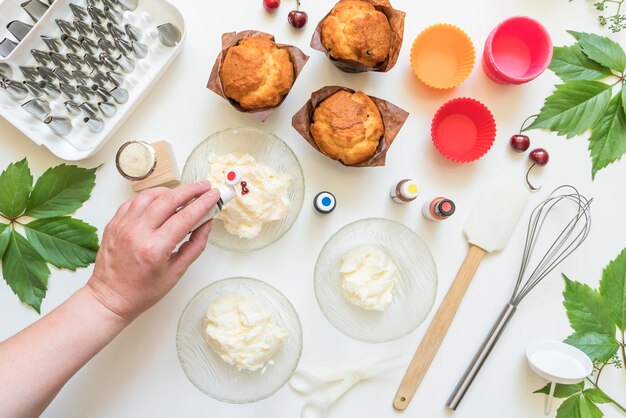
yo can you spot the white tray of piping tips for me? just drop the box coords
[0,0,185,161]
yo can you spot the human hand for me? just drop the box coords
[85,181,220,322]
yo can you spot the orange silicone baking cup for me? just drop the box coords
[411,24,476,90]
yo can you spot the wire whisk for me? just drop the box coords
[447,185,592,410]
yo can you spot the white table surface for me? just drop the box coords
[1,0,625,417]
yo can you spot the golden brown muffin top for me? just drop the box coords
[311,90,384,165]
[320,0,392,68]
[220,37,295,111]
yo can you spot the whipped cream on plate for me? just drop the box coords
[340,244,400,311]
[204,296,289,372]
[207,152,291,239]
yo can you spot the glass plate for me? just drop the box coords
[314,218,438,343]
[176,277,303,404]
[181,127,305,252]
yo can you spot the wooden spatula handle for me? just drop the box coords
[393,244,487,411]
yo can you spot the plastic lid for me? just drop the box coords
[400,180,419,199]
[225,169,242,187]
[436,199,456,216]
[314,191,336,213]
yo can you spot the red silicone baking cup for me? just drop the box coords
[483,16,552,84]
[431,97,497,163]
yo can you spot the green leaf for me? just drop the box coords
[563,275,615,336]
[0,223,10,259]
[556,393,604,418]
[565,331,620,362]
[599,247,626,330]
[525,81,612,138]
[567,30,583,41]
[26,165,97,218]
[621,84,626,118]
[534,382,584,398]
[589,92,626,178]
[577,31,626,72]
[583,389,612,404]
[24,217,99,270]
[579,392,604,418]
[2,230,50,313]
[0,159,33,219]
[550,44,613,81]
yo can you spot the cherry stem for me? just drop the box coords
[519,114,539,134]
[526,163,541,191]
[295,0,301,9]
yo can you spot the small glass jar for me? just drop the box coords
[115,141,157,181]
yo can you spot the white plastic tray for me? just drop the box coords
[0,0,185,161]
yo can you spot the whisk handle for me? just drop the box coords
[446,303,517,410]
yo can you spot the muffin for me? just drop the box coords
[220,37,295,110]
[310,90,384,165]
[320,0,392,69]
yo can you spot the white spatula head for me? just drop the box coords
[464,179,529,253]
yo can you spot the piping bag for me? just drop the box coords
[393,178,529,411]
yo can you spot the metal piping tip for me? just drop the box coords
[22,98,50,120]
[50,52,70,68]
[131,41,149,59]
[77,84,95,100]
[72,70,90,84]
[106,70,124,86]
[59,83,78,99]
[44,116,72,136]
[64,100,81,116]
[157,23,181,47]
[98,38,116,55]
[1,80,29,101]
[19,66,38,80]
[69,3,88,20]
[90,70,109,86]
[84,116,105,133]
[80,36,98,54]
[74,19,91,37]
[98,100,117,117]
[118,0,138,11]
[102,0,120,9]
[109,86,129,104]
[41,35,61,52]
[116,53,135,73]
[61,34,82,52]
[93,84,111,102]
[0,63,14,80]
[79,102,99,118]
[107,22,125,39]
[99,53,118,71]
[87,5,106,23]
[0,39,18,58]
[104,6,123,24]
[67,53,86,70]
[124,23,143,42]
[84,53,102,70]
[21,0,49,22]
[114,37,133,55]
[38,81,61,99]
[37,66,56,82]
[91,22,109,39]
[31,49,51,65]
[55,19,75,35]
[7,21,34,42]
[23,80,44,97]
[53,67,73,84]
[86,0,101,6]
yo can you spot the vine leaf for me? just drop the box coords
[575,31,626,72]
[599,247,626,331]
[25,165,97,218]
[564,331,620,362]
[525,81,612,138]
[563,275,615,336]
[550,44,613,81]
[0,159,33,219]
[2,230,50,313]
[534,382,584,398]
[583,389,612,404]
[0,223,10,259]
[588,92,626,178]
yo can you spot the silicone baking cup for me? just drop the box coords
[410,24,475,90]
[431,97,496,163]
[482,16,552,85]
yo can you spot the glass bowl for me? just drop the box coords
[314,218,438,343]
[181,127,305,252]
[176,277,303,404]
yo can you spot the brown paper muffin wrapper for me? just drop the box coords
[207,30,310,122]
[310,0,406,73]
[292,86,409,167]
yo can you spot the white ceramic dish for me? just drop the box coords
[314,218,438,343]
[180,127,305,253]
[0,0,185,160]
[176,277,303,404]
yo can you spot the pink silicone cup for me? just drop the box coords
[431,97,497,163]
[483,16,552,84]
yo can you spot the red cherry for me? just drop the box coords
[529,148,549,166]
[510,134,530,153]
[263,0,280,12]
[288,10,308,29]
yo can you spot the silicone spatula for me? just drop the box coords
[393,179,529,411]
